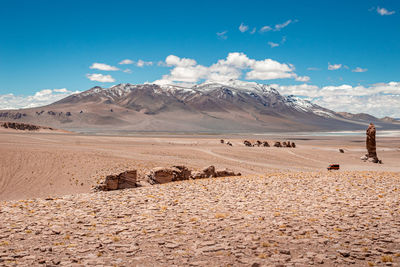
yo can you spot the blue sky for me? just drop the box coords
[0,0,399,117]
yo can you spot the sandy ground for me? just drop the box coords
[0,132,399,201]
[0,132,400,266]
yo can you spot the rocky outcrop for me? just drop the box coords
[172,165,192,180]
[146,165,241,184]
[362,123,381,163]
[366,123,377,159]
[96,170,137,191]
[146,167,178,184]
[263,141,270,147]
[0,121,54,131]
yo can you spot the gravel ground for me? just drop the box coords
[1,171,400,266]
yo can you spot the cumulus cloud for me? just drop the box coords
[216,30,228,39]
[352,67,368,73]
[0,88,80,110]
[271,82,400,117]
[154,52,303,85]
[377,7,395,16]
[328,63,342,70]
[89,63,119,71]
[268,41,279,48]
[239,23,249,33]
[119,59,134,65]
[86,73,115,82]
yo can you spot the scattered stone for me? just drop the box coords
[262,141,270,147]
[244,140,252,147]
[339,149,344,153]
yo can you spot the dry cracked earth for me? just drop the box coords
[1,171,400,266]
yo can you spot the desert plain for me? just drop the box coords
[0,130,399,266]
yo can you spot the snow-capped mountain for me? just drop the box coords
[1,81,398,133]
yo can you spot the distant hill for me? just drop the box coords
[1,80,399,133]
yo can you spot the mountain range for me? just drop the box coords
[0,80,398,133]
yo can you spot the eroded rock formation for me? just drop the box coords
[361,123,381,163]
[95,170,137,191]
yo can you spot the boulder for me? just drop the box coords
[285,141,292,147]
[96,170,137,191]
[226,141,233,146]
[172,165,192,181]
[255,140,262,147]
[282,141,287,147]
[202,165,216,178]
[146,167,177,184]
[103,175,119,190]
[262,141,270,147]
[244,140,252,147]
[220,139,224,144]
[291,142,296,148]
[274,141,282,147]
[117,170,137,189]
[191,171,205,179]
[339,149,344,153]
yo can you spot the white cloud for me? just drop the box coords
[86,73,115,83]
[295,75,310,82]
[274,20,292,31]
[216,30,228,39]
[239,23,249,33]
[377,7,395,16]
[259,26,272,33]
[328,63,342,70]
[352,67,368,73]
[89,63,119,71]
[0,88,80,110]
[119,59,134,65]
[272,82,400,117]
[165,55,197,67]
[250,27,257,34]
[154,52,303,85]
[123,69,132,73]
[268,41,279,48]
[136,60,153,67]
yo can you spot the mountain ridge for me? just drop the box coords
[1,81,399,133]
